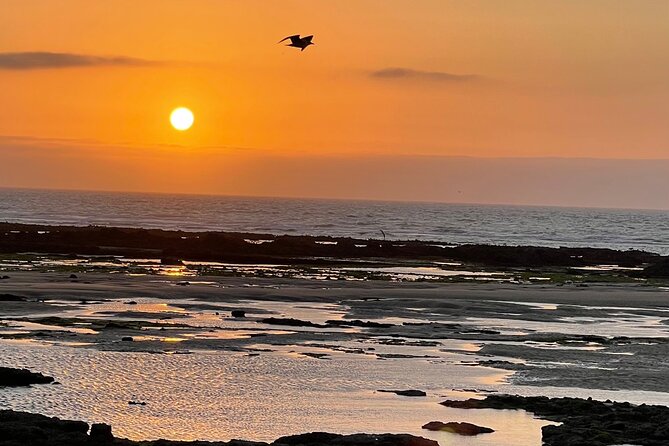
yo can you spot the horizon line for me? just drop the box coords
[2,185,668,213]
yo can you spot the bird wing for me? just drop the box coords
[278,35,300,44]
[302,35,314,43]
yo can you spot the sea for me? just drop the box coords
[1,187,669,254]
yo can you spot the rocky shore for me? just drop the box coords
[0,410,438,446]
[442,394,669,446]
[6,394,669,445]
[0,367,54,387]
[0,222,664,272]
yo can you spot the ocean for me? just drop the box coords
[1,187,668,254]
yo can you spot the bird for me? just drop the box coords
[278,35,314,51]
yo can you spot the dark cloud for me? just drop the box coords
[371,67,480,82]
[0,52,156,70]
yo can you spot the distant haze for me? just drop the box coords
[1,137,668,210]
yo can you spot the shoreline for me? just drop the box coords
[3,225,669,444]
[1,222,666,273]
[0,408,439,446]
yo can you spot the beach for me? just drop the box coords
[2,234,669,445]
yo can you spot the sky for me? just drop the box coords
[1,1,668,208]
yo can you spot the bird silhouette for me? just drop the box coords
[278,35,314,51]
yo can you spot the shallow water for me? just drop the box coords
[0,341,550,446]
[4,294,669,444]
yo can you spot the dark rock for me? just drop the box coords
[0,222,657,271]
[377,389,426,397]
[0,410,440,446]
[260,317,326,328]
[176,281,190,286]
[0,276,10,280]
[326,319,394,329]
[441,394,669,446]
[0,367,54,387]
[68,274,78,279]
[272,432,438,446]
[121,336,134,342]
[128,400,147,406]
[125,301,138,305]
[300,352,330,360]
[0,294,27,301]
[421,421,494,435]
[641,258,669,278]
[231,310,246,318]
[0,410,89,446]
[89,423,113,443]
[274,432,341,445]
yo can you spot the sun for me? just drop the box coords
[170,107,194,131]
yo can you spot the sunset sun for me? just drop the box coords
[170,107,194,131]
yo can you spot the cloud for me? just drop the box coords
[371,67,480,82]
[0,52,157,70]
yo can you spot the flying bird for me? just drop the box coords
[278,35,314,51]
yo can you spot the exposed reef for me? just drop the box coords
[0,410,438,446]
[441,394,669,446]
[0,367,54,387]
[0,222,661,269]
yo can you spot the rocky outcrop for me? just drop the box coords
[326,320,393,329]
[0,410,438,446]
[0,294,27,301]
[89,423,113,443]
[0,222,658,269]
[641,258,669,278]
[272,432,438,446]
[441,394,669,446]
[0,410,89,446]
[260,317,326,328]
[421,421,494,435]
[0,367,54,387]
[377,389,426,397]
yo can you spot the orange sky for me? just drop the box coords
[1,1,669,206]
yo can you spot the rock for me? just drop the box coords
[0,294,27,301]
[0,409,89,446]
[0,410,441,446]
[121,336,134,342]
[176,281,190,286]
[440,394,669,446]
[642,258,669,278]
[0,367,54,387]
[231,310,246,318]
[377,389,427,397]
[0,275,10,280]
[125,300,138,305]
[128,400,147,406]
[68,274,78,279]
[274,432,341,445]
[300,352,330,360]
[260,317,326,328]
[161,257,184,265]
[421,421,494,435]
[272,432,438,446]
[326,319,394,329]
[89,423,113,443]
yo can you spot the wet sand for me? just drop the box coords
[2,270,669,394]
[3,268,669,445]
